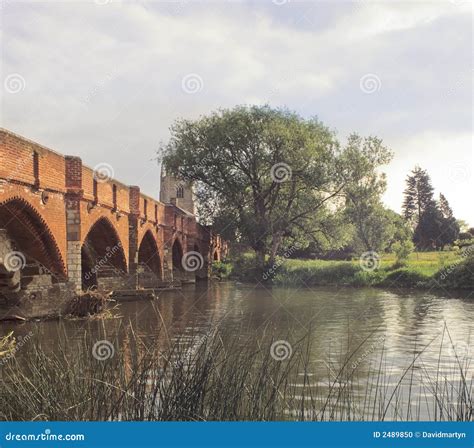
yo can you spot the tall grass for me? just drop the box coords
[0,326,471,421]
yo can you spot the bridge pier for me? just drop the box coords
[65,156,83,292]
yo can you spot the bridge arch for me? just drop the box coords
[171,237,184,274]
[0,197,66,279]
[81,216,127,289]
[137,230,162,283]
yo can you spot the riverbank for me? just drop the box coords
[221,250,474,290]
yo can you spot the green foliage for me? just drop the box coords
[403,168,459,250]
[351,270,386,286]
[434,252,474,289]
[229,252,263,282]
[161,105,392,270]
[211,261,233,280]
[229,251,464,289]
[274,259,359,286]
[402,166,435,225]
[392,239,414,267]
[379,269,429,288]
[341,134,394,253]
[455,237,474,248]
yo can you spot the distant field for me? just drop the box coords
[228,250,470,288]
[282,251,461,277]
[373,251,461,276]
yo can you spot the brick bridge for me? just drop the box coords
[0,129,227,317]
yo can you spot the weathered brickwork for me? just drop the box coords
[0,128,227,313]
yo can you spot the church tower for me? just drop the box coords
[159,166,195,215]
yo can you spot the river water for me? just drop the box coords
[1,283,473,420]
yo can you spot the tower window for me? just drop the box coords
[176,185,184,198]
[144,199,148,218]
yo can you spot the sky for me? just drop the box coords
[1,0,472,224]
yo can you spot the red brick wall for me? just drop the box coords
[0,130,68,275]
[0,128,227,282]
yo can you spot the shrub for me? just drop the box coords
[392,240,414,267]
[274,260,360,286]
[351,270,386,286]
[454,238,474,248]
[211,261,233,280]
[380,269,429,288]
[434,254,474,289]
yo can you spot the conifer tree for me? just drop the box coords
[402,166,435,226]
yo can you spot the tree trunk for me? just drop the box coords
[269,232,283,267]
[255,247,266,280]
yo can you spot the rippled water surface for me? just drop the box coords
[2,283,473,420]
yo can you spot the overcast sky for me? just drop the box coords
[1,0,472,224]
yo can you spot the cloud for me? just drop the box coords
[1,1,471,222]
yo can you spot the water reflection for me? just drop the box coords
[1,283,472,420]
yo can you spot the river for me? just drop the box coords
[1,283,473,420]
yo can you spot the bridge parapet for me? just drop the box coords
[0,128,228,318]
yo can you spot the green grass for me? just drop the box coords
[230,250,472,289]
[378,251,460,277]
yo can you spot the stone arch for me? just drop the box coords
[172,237,184,273]
[81,217,127,289]
[213,250,219,261]
[192,242,208,281]
[0,197,66,279]
[137,230,162,284]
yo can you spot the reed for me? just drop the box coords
[0,325,471,421]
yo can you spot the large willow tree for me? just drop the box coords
[161,105,392,271]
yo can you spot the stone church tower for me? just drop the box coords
[159,166,195,215]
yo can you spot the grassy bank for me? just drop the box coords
[225,249,473,289]
[0,327,471,421]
